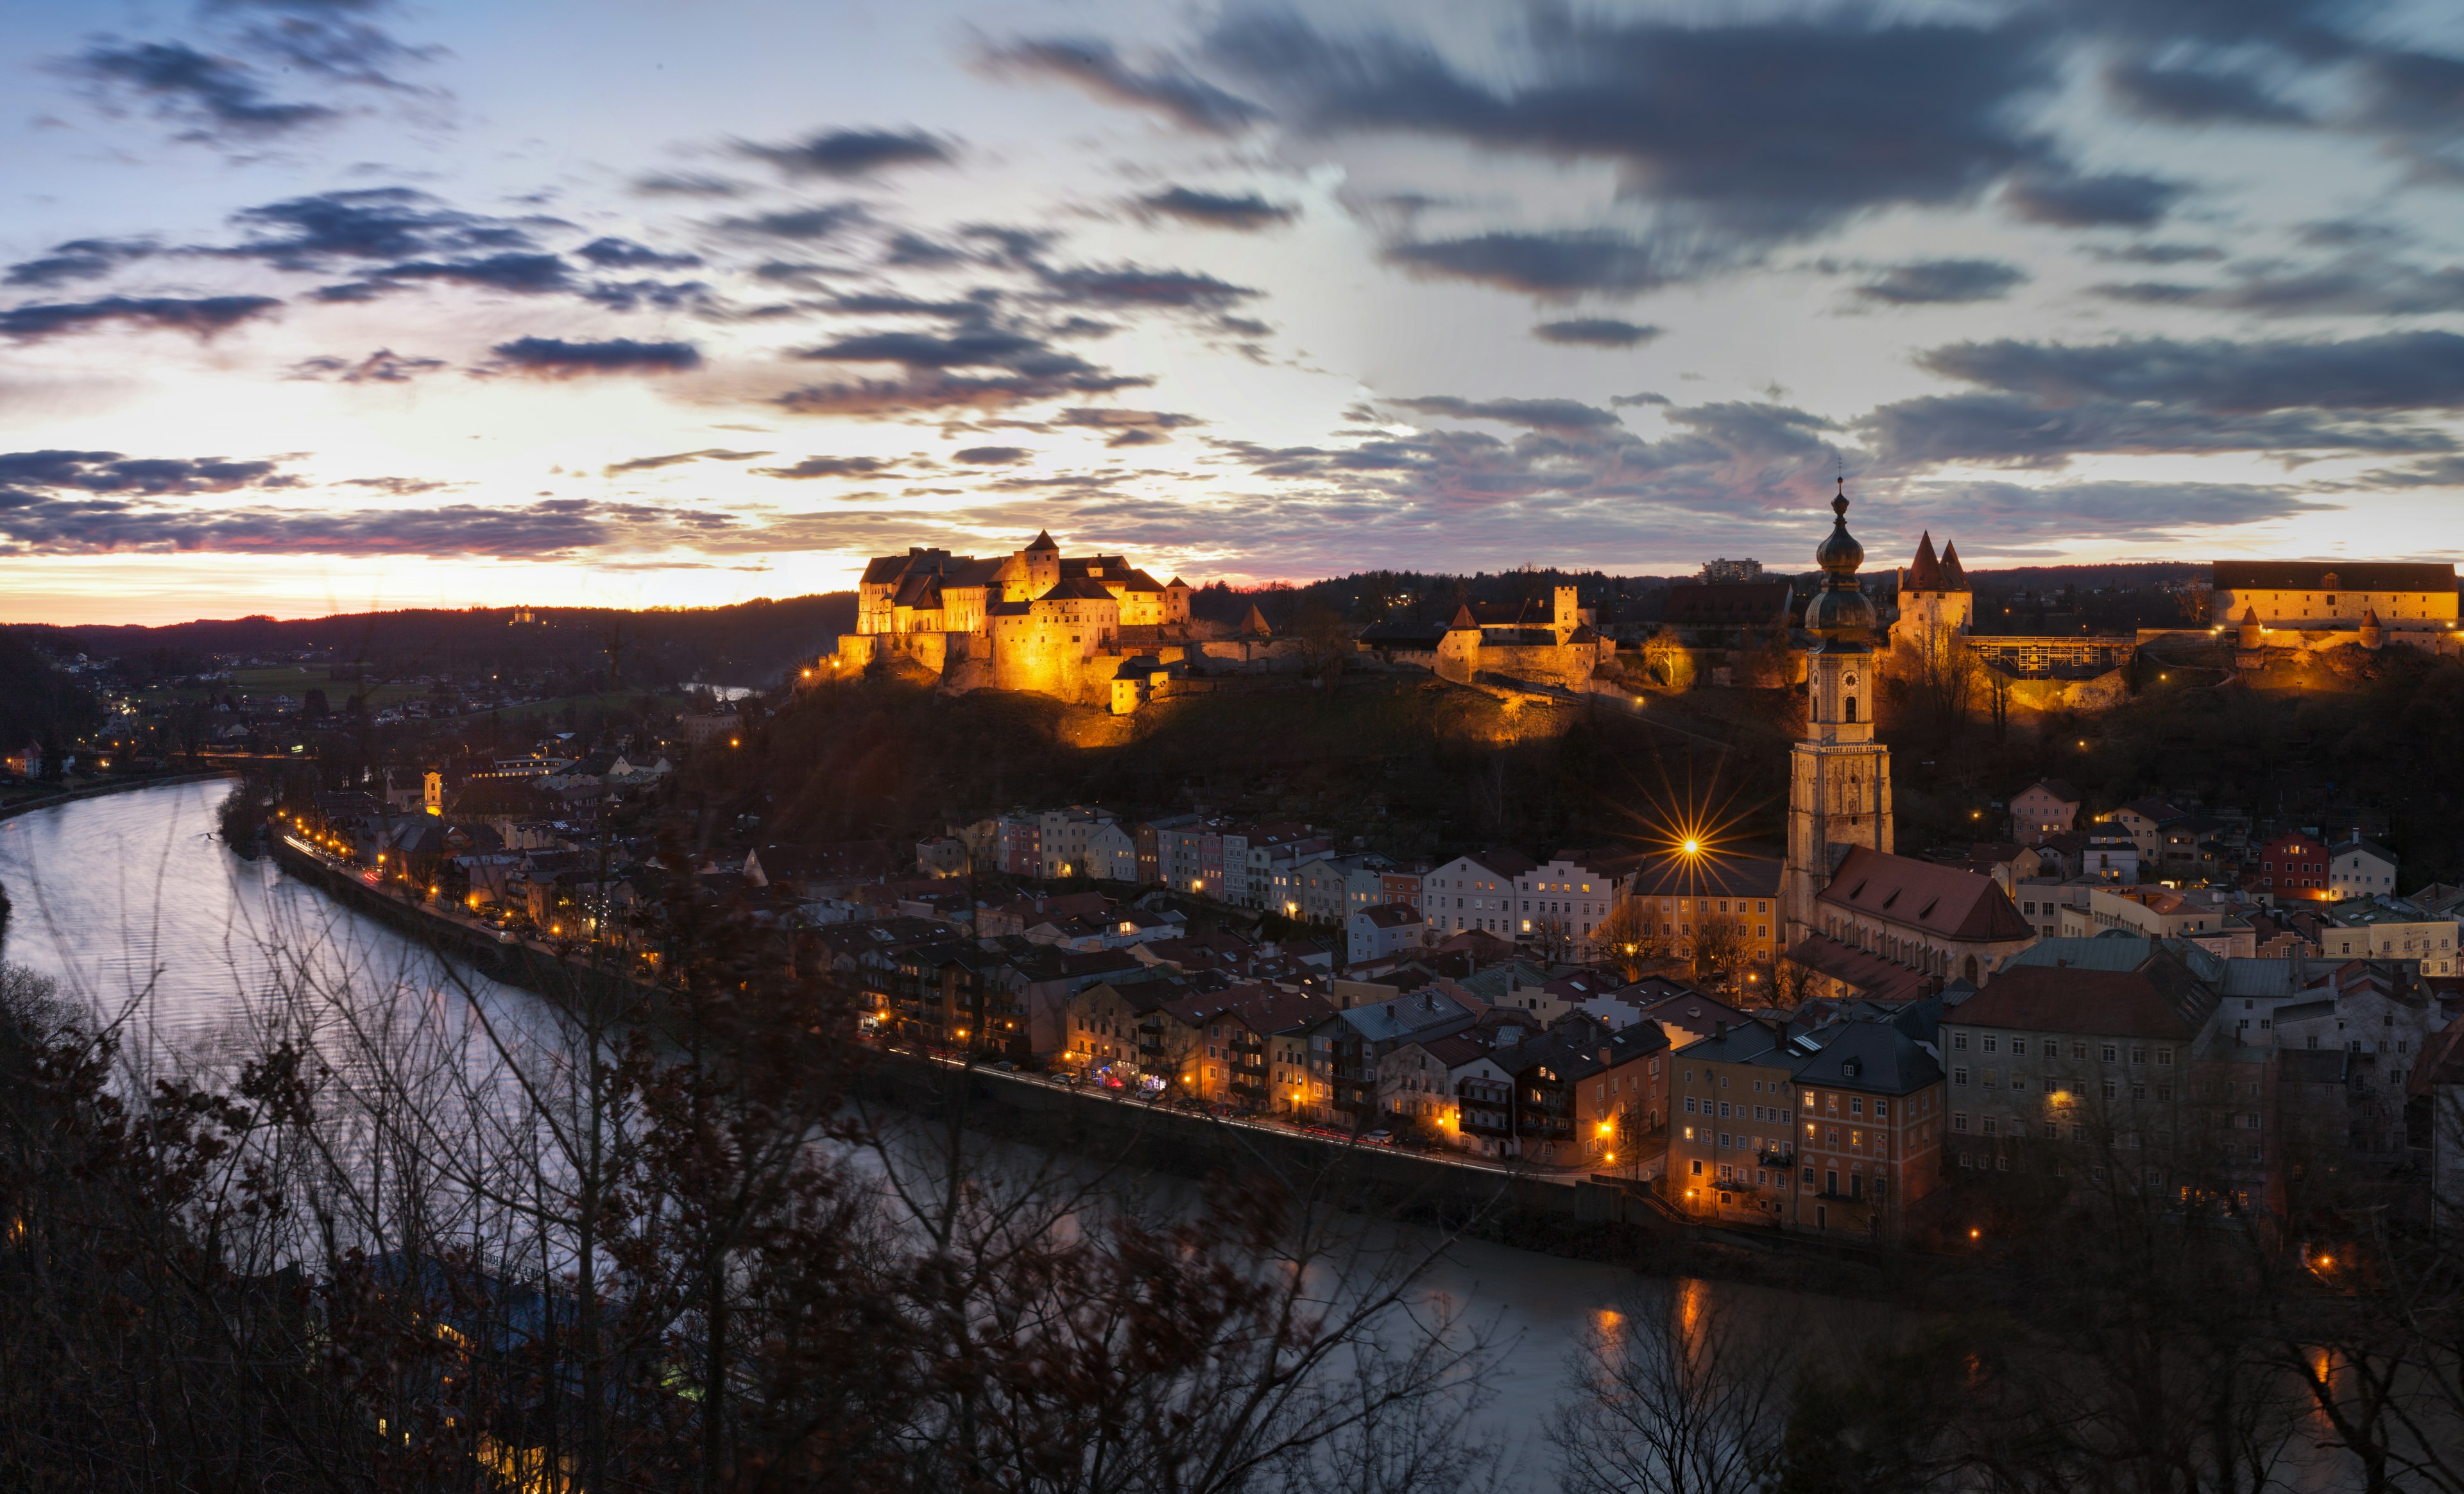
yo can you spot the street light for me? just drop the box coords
[1682,838,1701,856]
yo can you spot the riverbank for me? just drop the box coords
[0,768,239,824]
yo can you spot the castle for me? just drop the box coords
[831,532,1238,711]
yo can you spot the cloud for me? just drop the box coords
[603,448,769,476]
[1032,262,1259,309]
[4,238,161,288]
[2091,261,2464,317]
[1917,479,2329,536]
[581,278,711,312]
[1390,396,1623,432]
[487,336,702,377]
[1862,396,2451,470]
[984,37,1266,133]
[2103,60,2309,126]
[718,203,871,241]
[216,0,443,95]
[286,348,447,382]
[775,371,1151,416]
[632,171,744,198]
[1202,11,2060,250]
[0,495,663,559]
[0,449,295,495]
[1854,258,2029,305]
[576,236,701,270]
[1533,318,1660,347]
[953,446,1032,464]
[2002,169,2186,226]
[67,39,336,137]
[799,327,1097,377]
[739,128,954,178]
[1133,186,1295,230]
[219,187,547,269]
[2085,241,2225,264]
[751,456,896,479]
[1919,331,2464,414]
[0,294,282,341]
[1385,230,1716,298]
[353,251,573,295]
[1055,407,1202,445]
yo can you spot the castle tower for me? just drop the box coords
[2238,606,2263,652]
[2361,607,2384,650]
[1888,530,1972,649]
[1553,584,1580,640]
[1023,529,1061,593]
[1782,484,1895,947]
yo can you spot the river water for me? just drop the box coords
[40,781,2346,1488]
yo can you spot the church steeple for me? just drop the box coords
[1782,482,1895,947]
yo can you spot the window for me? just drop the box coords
[1874,1099,1889,1119]
[1801,1092,1815,1110]
[2130,1046,2146,1065]
[1983,1036,1999,1053]
[1954,1067,1969,1086]
[2072,1042,2087,1060]
[2103,1079,2118,1099]
[1953,1112,1969,1132]
[2011,1038,2028,1056]
[1953,1032,1969,1051]
[2101,1044,2118,1062]
[1849,1098,1864,1117]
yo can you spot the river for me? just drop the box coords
[10,781,2352,1490]
[0,781,1714,1474]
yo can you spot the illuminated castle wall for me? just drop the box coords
[831,530,1197,709]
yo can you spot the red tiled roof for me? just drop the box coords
[1939,540,1969,590]
[1956,956,2214,1040]
[1817,847,2032,942]
[1780,934,1933,1004]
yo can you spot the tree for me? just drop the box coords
[1293,598,1353,683]
[1596,899,1673,980]
[1552,1283,1792,1494]
[1687,913,1752,993]
[1642,627,1695,690]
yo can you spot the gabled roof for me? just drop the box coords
[2019,777,2082,804]
[1956,944,2217,1040]
[1411,1031,1504,1070]
[1781,934,1934,1005]
[2118,797,2187,824]
[2212,561,2454,591]
[1040,577,1118,602]
[2328,836,2397,863]
[1355,903,1423,929]
[1816,846,2033,942]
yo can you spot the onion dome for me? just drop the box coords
[1805,484,1878,643]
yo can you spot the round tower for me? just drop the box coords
[2360,607,2384,650]
[2238,606,2263,652]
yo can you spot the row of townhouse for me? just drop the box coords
[1940,937,2454,1219]
[2012,781,2408,906]
[1416,845,1777,966]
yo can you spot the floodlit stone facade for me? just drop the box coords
[829,531,1199,709]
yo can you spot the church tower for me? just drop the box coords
[1783,484,1895,947]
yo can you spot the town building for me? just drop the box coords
[2320,902,2460,976]
[2327,837,2399,900]
[1420,849,1539,938]
[1305,989,1484,1126]
[1574,1023,1676,1176]
[2258,831,2332,902]
[1383,1033,1518,1154]
[1621,854,1784,973]
[2209,561,2460,636]
[1347,903,1430,964]
[2009,778,2082,845]
[1666,1019,1808,1224]
[1513,849,1643,961]
[2409,1017,2464,1227]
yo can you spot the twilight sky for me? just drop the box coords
[8,0,2464,624]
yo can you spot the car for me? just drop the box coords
[1362,1130,1393,1145]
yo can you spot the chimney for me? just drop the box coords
[1715,1020,1729,1042]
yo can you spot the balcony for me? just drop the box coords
[1756,1146,1795,1169]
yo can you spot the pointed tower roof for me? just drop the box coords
[1938,540,1971,591]
[1027,529,1058,552]
[1241,605,1272,637]
[1450,604,1478,631]
[2241,606,2259,624]
[1165,575,1188,588]
[1905,531,1945,591]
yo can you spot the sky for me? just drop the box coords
[8,0,2464,625]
